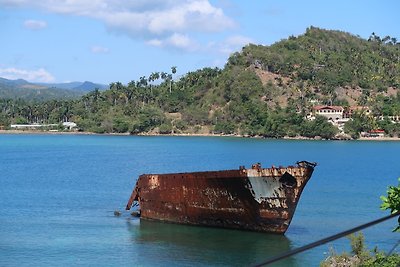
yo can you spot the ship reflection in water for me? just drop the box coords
[126,219,298,266]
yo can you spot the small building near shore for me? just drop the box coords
[361,129,385,138]
[62,122,77,130]
[10,123,59,130]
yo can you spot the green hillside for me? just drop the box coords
[0,78,108,101]
[1,27,400,138]
[227,27,400,109]
[233,26,400,90]
[0,78,85,101]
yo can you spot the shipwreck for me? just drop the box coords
[126,161,316,234]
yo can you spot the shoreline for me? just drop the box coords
[1,129,400,141]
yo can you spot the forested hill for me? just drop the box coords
[1,27,400,138]
[228,26,399,106]
[0,78,108,101]
[0,78,84,101]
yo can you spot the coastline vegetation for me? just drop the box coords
[320,233,400,267]
[320,180,400,266]
[1,27,400,139]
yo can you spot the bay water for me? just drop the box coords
[1,134,399,266]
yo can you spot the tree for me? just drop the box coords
[344,111,375,139]
[131,106,165,133]
[168,74,173,93]
[169,66,177,94]
[214,121,235,134]
[113,117,130,133]
[0,113,10,127]
[159,122,173,134]
[301,116,338,139]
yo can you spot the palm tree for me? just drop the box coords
[153,71,160,81]
[160,72,167,89]
[125,80,137,104]
[148,73,156,95]
[382,35,391,44]
[171,66,177,75]
[169,66,177,93]
[115,81,123,91]
[139,76,148,87]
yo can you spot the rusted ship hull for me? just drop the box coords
[126,161,316,234]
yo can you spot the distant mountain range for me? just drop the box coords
[35,80,108,91]
[0,77,108,101]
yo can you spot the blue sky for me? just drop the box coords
[0,0,399,85]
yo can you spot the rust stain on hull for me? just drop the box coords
[126,161,316,234]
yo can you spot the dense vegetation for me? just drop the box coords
[1,27,400,138]
[320,180,400,266]
[321,233,400,267]
[233,28,400,90]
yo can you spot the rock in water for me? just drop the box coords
[130,211,140,217]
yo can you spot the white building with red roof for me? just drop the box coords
[313,105,344,121]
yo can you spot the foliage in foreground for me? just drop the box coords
[321,180,400,266]
[381,178,400,232]
[320,233,400,267]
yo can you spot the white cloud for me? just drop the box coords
[23,19,47,30]
[208,35,254,55]
[0,67,55,82]
[225,35,253,47]
[0,0,235,50]
[220,35,253,53]
[147,33,253,54]
[147,33,198,51]
[98,1,235,40]
[91,45,109,54]
[168,33,192,49]
[146,39,163,47]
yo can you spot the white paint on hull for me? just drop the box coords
[247,176,285,204]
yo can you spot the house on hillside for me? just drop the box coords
[307,105,376,134]
[378,115,400,123]
[344,106,371,118]
[307,105,349,133]
[313,106,344,121]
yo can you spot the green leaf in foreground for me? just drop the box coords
[380,178,400,232]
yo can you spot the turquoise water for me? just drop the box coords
[1,135,399,266]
